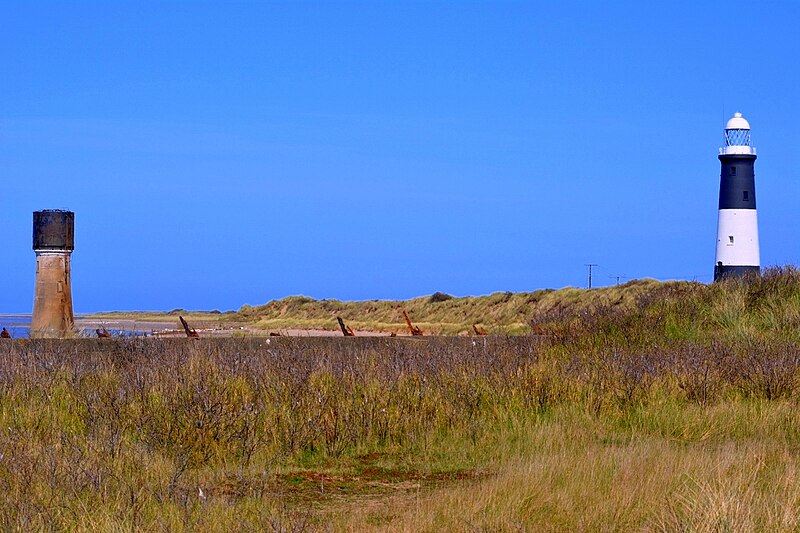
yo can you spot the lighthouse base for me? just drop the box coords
[714,264,760,282]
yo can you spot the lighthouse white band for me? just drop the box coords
[719,145,756,156]
[715,209,760,267]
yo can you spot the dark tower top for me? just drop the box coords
[33,210,74,251]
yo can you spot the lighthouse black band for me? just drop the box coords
[718,154,757,210]
[714,264,760,281]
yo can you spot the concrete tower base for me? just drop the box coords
[31,252,74,338]
[714,264,760,281]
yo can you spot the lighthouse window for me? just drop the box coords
[730,166,737,175]
[743,191,749,201]
[729,236,734,244]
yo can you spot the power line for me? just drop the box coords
[585,263,598,289]
[609,275,628,286]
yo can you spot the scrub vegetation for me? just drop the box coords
[2,266,800,530]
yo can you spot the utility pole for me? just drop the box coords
[585,263,598,289]
[609,275,627,286]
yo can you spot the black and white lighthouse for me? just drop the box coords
[714,112,760,281]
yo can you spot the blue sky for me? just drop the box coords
[2,1,799,313]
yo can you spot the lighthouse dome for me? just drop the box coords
[725,112,751,131]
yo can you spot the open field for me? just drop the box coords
[2,267,800,530]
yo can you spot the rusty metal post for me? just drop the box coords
[337,316,355,336]
[402,310,423,336]
[31,210,75,338]
[180,316,200,338]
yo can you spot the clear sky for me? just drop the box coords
[2,1,799,313]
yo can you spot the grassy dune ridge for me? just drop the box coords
[238,266,800,339]
[94,280,672,334]
[237,278,671,335]
[2,267,800,530]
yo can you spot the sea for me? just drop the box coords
[0,316,31,338]
[0,315,147,338]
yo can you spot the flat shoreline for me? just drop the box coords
[77,318,399,337]
[1,315,406,337]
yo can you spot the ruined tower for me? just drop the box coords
[31,210,75,337]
